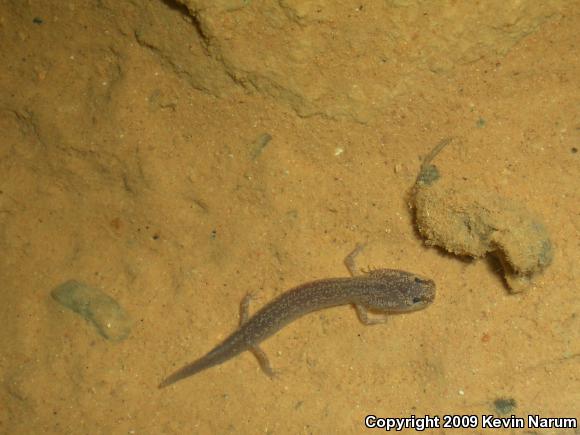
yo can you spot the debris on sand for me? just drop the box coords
[411,138,553,292]
[51,280,131,341]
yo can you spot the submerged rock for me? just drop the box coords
[51,280,131,341]
[412,139,553,292]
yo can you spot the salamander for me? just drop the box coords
[159,245,435,388]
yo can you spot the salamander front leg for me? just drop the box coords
[344,243,366,276]
[346,245,388,325]
[239,292,278,377]
[355,304,388,325]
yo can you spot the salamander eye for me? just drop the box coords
[412,296,423,304]
[414,277,428,285]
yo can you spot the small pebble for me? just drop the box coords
[51,280,131,342]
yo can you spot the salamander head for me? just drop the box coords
[364,269,436,312]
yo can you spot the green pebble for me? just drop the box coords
[493,397,517,415]
[51,280,131,342]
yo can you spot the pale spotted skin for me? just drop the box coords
[159,245,435,388]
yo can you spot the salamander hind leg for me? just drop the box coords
[240,293,278,377]
[355,304,388,325]
[250,345,279,378]
[240,292,256,325]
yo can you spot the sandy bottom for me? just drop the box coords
[1,2,578,434]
